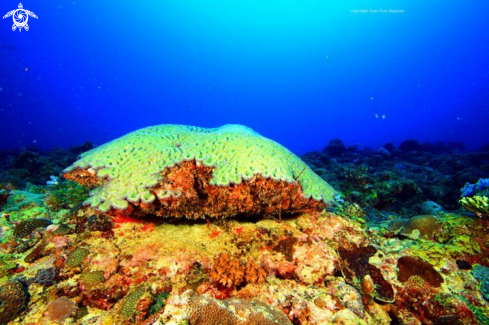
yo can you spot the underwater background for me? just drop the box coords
[1,0,489,153]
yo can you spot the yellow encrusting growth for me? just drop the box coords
[63,124,337,213]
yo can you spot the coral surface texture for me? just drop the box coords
[63,124,337,218]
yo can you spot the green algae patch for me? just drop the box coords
[63,124,337,217]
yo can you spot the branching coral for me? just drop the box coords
[460,196,489,218]
[210,253,266,288]
[460,178,489,218]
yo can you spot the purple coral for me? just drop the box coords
[461,178,489,197]
[475,178,489,191]
[461,182,475,197]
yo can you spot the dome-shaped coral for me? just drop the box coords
[0,279,29,324]
[399,214,442,240]
[47,296,78,322]
[64,124,337,219]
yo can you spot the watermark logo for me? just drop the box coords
[351,8,405,14]
[3,3,37,32]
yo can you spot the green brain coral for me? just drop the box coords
[64,124,337,213]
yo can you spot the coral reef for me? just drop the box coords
[397,256,444,287]
[324,138,347,157]
[0,189,9,208]
[165,290,292,325]
[65,247,89,268]
[46,296,78,322]
[44,180,89,211]
[0,279,29,324]
[0,138,488,324]
[1,190,49,226]
[63,124,337,217]
[421,200,443,214]
[0,143,89,185]
[460,195,489,218]
[210,253,266,288]
[24,238,51,263]
[472,265,489,300]
[26,267,56,287]
[398,214,442,240]
[302,140,488,213]
[461,178,489,197]
[331,280,365,317]
[113,284,151,322]
[12,218,52,238]
[338,245,395,303]
[80,270,105,286]
[460,179,489,218]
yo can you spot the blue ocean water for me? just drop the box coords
[1,0,488,154]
